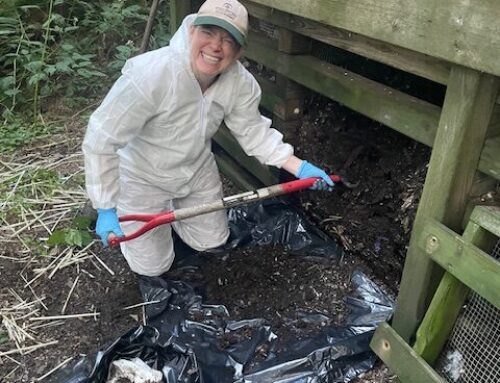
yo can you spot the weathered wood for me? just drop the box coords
[462,173,500,228]
[277,27,311,54]
[487,105,500,137]
[213,147,262,191]
[249,17,311,54]
[413,272,469,365]
[370,322,446,383]
[250,72,303,121]
[245,40,441,146]
[391,67,499,342]
[242,1,450,85]
[246,0,500,77]
[419,218,500,309]
[478,136,500,181]
[413,215,495,364]
[213,124,279,186]
[170,0,192,35]
[275,74,308,99]
[470,205,500,238]
[260,92,302,121]
[251,71,307,100]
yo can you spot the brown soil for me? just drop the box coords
[0,94,426,382]
[295,96,429,291]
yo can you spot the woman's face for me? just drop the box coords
[189,25,242,82]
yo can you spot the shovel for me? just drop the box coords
[109,174,346,247]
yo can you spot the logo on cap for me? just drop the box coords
[215,5,236,20]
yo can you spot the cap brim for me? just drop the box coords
[193,16,246,46]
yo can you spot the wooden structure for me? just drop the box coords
[170,1,500,381]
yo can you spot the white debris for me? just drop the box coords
[442,350,465,382]
[106,357,163,383]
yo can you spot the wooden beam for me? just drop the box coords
[419,218,500,308]
[242,1,450,85]
[213,146,262,191]
[213,124,279,186]
[486,105,500,138]
[246,0,500,77]
[170,0,192,35]
[413,215,495,364]
[260,92,302,121]
[478,136,500,181]
[245,40,441,146]
[371,323,446,383]
[470,205,500,238]
[413,272,469,364]
[392,67,499,342]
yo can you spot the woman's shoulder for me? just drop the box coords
[123,47,185,78]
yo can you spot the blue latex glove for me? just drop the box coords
[96,208,124,247]
[296,161,334,191]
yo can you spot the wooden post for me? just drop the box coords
[412,217,497,364]
[370,323,446,383]
[170,0,192,36]
[391,66,500,342]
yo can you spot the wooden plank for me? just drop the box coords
[249,18,311,54]
[213,147,262,191]
[470,205,500,238]
[275,74,308,99]
[413,272,469,364]
[246,0,500,77]
[419,218,500,309]
[277,27,311,54]
[478,136,500,181]
[245,40,441,146]
[486,105,500,138]
[260,92,302,121]
[392,67,499,342]
[213,124,279,186]
[412,217,494,364]
[169,0,192,35]
[371,322,446,383]
[462,173,499,229]
[242,1,450,85]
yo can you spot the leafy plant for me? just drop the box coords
[0,118,59,152]
[47,215,94,247]
[0,0,162,118]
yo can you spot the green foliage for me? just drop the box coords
[47,215,94,247]
[48,228,93,247]
[0,0,170,118]
[0,118,60,152]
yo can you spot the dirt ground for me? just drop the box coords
[0,93,427,382]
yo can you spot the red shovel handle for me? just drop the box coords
[280,175,341,194]
[108,211,176,247]
[108,174,342,247]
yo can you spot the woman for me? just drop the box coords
[82,0,333,277]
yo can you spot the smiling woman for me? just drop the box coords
[82,0,333,279]
[189,25,244,92]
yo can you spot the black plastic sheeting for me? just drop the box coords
[53,200,394,383]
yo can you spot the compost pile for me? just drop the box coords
[0,95,425,382]
[294,96,430,290]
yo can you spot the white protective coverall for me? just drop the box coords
[82,15,294,276]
